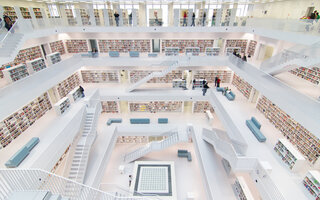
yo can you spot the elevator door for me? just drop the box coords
[152,39,160,52]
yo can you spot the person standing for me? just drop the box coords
[202,12,206,26]
[79,85,85,97]
[191,12,195,26]
[183,11,187,26]
[154,11,159,26]
[129,175,132,187]
[211,13,216,26]
[202,82,209,96]
[114,12,120,26]
[129,12,132,26]
[3,15,13,31]
[217,77,221,88]
[242,54,247,62]
[214,76,218,87]
[192,79,196,89]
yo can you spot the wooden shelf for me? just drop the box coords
[290,67,320,85]
[117,136,148,143]
[47,52,62,65]
[54,97,71,115]
[3,6,18,23]
[101,101,119,113]
[26,58,46,74]
[98,40,151,53]
[20,7,31,19]
[206,47,220,56]
[56,73,81,99]
[193,101,214,113]
[66,40,88,53]
[129,101,183,113]
[232,74,253,99]
[162,40,214,53]
[257,96,320,164]
[0,93,52,148]
[225,39,248,54]
[193,70,232,84]
[33,8,43,19]
[247,40,257,56]
[81,70,119,83]
[3,64,29,83]
[303,170,320,199]
[129,70,182,83]
[50,40,66,55]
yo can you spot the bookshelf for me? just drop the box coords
[101,101,119,113]
[192,79,205,89]
[94,9,101,25]
[117,136,148,143]
[232,74,253,99]
[33,8,43,19]
[54,97,71,115]
[98,40,151,53]
[51,145,70,173]
[193,101,214,113]
[80,9,89,25]
[185,47,200,56]
[226,47,241,55]
[3,64,29,83]
[290,67,320,85]
[193,70,233,83]
[225,39,248,54]
[3,6,18,23]
[165,47,180,56]
[129,70,182,83]
[129,101,183,113]
[0,93,52,148]
[56,73,81,99]
[303,170,320,199]
[66,40,88,53]
[26,58,46,74]
[172,79,187,88]
[65,9,76,25]
[205,47,220,56]
[161,40,214,53]
[247,40,257,56]
[81,70,119,83]
[20,7,31,19]
[257,96,320,164]
[47,52,62,65]
[274,138,306,171]
[107,9,114,26]
[232,176,255,200]
[49,40,66,55]
[67,87,83,103]
[11,46,42,66]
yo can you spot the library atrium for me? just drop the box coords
[0,0,319,200]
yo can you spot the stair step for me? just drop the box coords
[48,194,62,200]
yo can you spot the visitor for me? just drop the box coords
[183,11,187,26]
[214,76,218,87]
[192,79,196,89]
[202,83,209,96]
[79,85,85,97]
[154,11,160,26]
[129,12,132,26]
[223,87,229,95]
[202,78,207,87]
[242,54,247,62]
[202,12,206,26]
[211,13,216,26]
[129,175,132,187]
[114,12,120,26]
[233,49,237,56]
[3,15,13,32]
[217,77,221,87]
[191,12,195,26]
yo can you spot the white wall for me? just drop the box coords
[252,0,320,19]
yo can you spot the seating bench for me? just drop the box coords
[216,87,226,92]
[107,118,122,126]
[129,51,139,57]
[226,91,235,101]
[109,51,120,57]
[158,118,168,124]
[130,118,150,124]
[148,53,158,57]
[246,117,266,142]
[5,137,40,168]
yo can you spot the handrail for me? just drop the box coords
[0,168,158,200]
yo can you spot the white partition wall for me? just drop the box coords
[132,9,138,26]
[118,8,123,26]
[187,9,193,26]
[174,9,179,27]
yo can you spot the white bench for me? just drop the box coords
[205,110,214,123]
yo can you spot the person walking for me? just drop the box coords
[202,12,206,26]
[214,76,218,87]
[217,77,221,88]
[191,12,195,26]
[114,12,120,26]
[183,11,187,26]
[202,82,209,96]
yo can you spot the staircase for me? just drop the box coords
[126,61,179,92]
[7,191,69,200]
[0,33,25,63]
[66,104,101,187]
[124,132,180,163]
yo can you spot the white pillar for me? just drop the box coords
[74,9,82,26]
[132,9,138,27]
[88,6,96,26]
[187,9,193,26]
[215,9,222,26]
[173,9,179,27]
[102,9,110,26]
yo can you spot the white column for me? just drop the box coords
[230,3,238,26]
[187,9,193,26]
[132,9,138,27]
[173,9,179,27]
[74,9,82,26]
[88,6,96,26]
[102,9,110,26]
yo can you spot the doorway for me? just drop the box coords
[152,39,160,53]
[89,39,98,52]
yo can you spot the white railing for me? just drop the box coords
[0,168,159,200]
[124,132,179,163]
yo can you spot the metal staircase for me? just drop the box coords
[124,131,180,163]
[126,61,179,92]
[66,103,101,187]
